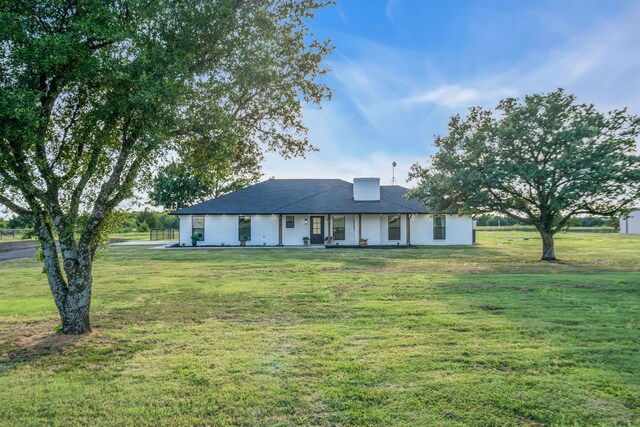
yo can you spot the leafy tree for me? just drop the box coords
[119,216,139,233]
[7,214,34,229]
[409,89,640,260]
[134,210,161,230]
[607,216,621,232]
[160,214,179,229]
[150,157,261,210]
[150,163,207,211]
[0,0,333,334]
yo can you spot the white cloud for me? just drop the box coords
[385,0,408,37]
[261,103,420,185]
[405,85,517,108]
[261,2,640,182]
[263,150,417,186]
[488,3,640,112]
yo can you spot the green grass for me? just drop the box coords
[0,232,639,426]
[110,231,163,241]
[0,230,32,242]
[476,225,615,233]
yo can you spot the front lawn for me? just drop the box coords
[0,232,639,426]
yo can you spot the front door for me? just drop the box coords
[310,216,324,244]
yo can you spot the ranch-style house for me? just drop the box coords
[172,178,475,246]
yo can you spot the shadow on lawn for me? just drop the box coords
[0,320,146,373]
[0,320,84,366]
[112,241,639,275]
[146,244,509,266]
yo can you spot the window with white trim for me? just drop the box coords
[333,216,345,240]
[433,215,446,240]
[388,215,401,240]
[239,216,251,241]
[286,216,295,228]
[192,216,204,241]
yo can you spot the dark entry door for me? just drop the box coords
[310,216,324,244]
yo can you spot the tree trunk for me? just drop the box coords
[60,253,94,334]
[40,236,94,335]
[60,272,93,334]
[539,230,556,261]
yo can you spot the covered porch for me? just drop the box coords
[276,213,413,247]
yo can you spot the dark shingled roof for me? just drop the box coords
[171,179,429,215]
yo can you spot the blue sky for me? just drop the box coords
[263,0,640,185]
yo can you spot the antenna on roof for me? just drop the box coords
[391,162,397,185]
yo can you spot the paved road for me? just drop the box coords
[0,240,38,261]
[0,239,128,261]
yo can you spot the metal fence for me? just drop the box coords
[150,228,178,240]
[0,228,31,240]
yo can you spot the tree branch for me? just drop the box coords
[0,193,31,216]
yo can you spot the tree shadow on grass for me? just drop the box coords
[0,320,147,374]
[0,320,84,366]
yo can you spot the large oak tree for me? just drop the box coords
[0,0,333,334]
[408,89,640,260]
[150,139,263,211]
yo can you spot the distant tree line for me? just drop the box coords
[475,214,617,228]
[1,211,178,233]
[0,215,33,229]
[118,211,179,232]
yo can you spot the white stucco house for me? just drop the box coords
[171,178,475,247]
[620,209,640,234]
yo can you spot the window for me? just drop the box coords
[312,217,322,235]
[192,216,204,241]
[239,216,251,241]
[286,215,295,228]
[333,216,345,240]
[433,215,446,240]
[388,215,401,240]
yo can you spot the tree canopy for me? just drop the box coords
[0,0,333,333]
[408,89,640,260]
[150,154,262,211]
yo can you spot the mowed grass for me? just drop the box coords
[0,232,639,426]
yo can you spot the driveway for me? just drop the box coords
[0,241,38,261]
[0,239,129,261]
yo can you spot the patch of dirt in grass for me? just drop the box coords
[479,304,504,313]
[327,282,351,296]
[0,320,93,363]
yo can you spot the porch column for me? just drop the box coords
[406,214,411,246]
[358,214,362,242]
[278,214,283,246]
[328,214,332,241]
